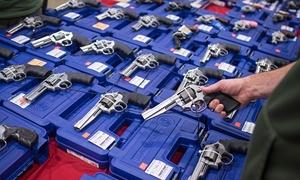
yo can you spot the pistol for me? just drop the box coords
[23,72,93,102]
[80,39,134,56]
[172,25,198,49]
[232,20,258,31]
[95,8,138,21]
[0,124,38,151]
[74,92,151,131]
[120,53,176,77]
[55,0,99,11]
[164,1,191,11]
[132,15,173,31]
[6,15,61,35]
[31,30,90,48]
[142,84,240,120]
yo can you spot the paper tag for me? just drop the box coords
[10,93,31,109]
[218,62,236,73]
[297,10,300,18]
[173,48,191,57]
[191,0,202,8]
[236,34,252,42]
[166,14,180,21]
[145,160,173,180]
[93,22,109,30]
[129,76,150,88]
[133,35,152,44]
[280,25,294,32]
[87,62,108,73]
[88,131,115,150]
[198,24,213,32]
[11,35,30,44]
[116,2,130,8]
[66,149,99,168]
[27,59,47,67]
[63,12,80,19]
[46,48,66,58]
[242,121,256,134]
[178,25,192,35]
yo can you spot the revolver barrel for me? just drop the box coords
[120,62,139,77]
[7,23,25,35]
[80,44,93,53]
[31,35,52,48]
[74,105,103,131]
[23,84,48,102]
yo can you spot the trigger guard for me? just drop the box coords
[114,102,127,112]
[62,40,72,47]
[191,100,206,113]
[0,139,7,151]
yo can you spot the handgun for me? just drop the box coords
[0,47,15,60]
[31,30,90,48]
[132,15,173,31]
[195,14,229,31]
[95,8,138,21]
[142,84,240,120]
[0,124,38,151]
[232,20,258,31]
[271,30,295,44]
[6,15,61,35]
[172,25,198,49]
[74,92,151,131]
[80,39,134,56]
[164,1,192,11]
[55,0,99,11]
[120,53,176,77]
[189,139,248,180]
[200,43,240,64]
[0,64,51,82]
[23,72,93,102]
[136,0,164,4]
[287,0,300,10]
[272,11,292,23]
[241,4,262,14]
[255,57,288,73]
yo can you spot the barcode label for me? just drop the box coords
[218,62,236,73]
[133,35,152,44]
[173,48,191,57]
[10,93,31,109]
[281,25,294,32]
[129,76,150,88]
[27,59,47,67]
[242,121,256,134]
[11,35,30,44]
[88,131,115,150]
[116,2,130,8]
[87,62,108,73]
[63,12,80,19]
[236,34,251,42]
[166,14,180,21]
[145,160,173,180]
[198,24,213,32]
[92,22,109,30]
[46,48,66,58]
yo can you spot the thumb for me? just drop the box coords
[201,81,223,94]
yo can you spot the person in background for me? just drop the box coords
[202,61,300,179]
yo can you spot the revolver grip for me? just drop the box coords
[72,34,90,46]
[66,72,94,85]
[173,36,181,49]
[40,15,61,26]
[24,64,52,78]
[204,92,240,114]
[272,57,289,67]
[5,126,39,148]
[216,17,230,24]
[223,43,241,53]
[199,67,223,79]
[154,53,176,65]
[124,8,139,19]
[83,0,100,7]
[115,41,134,56]
[0,47,14,60]
[121,92,151,107]
[157,16,173,26]
[219,139,249,154]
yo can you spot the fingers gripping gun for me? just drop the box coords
[132,15,173,31]
[55,0,99,11]
[96,8,138,21]
[172,25,198,49]
[74,92,151,131]
[0,125,38,151]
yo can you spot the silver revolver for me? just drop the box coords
[74,92,151,131]
[233,20,258,31]
[31,31,74,48]
[196,14,228,25]
[120,53,176,77]
[132,15,173,31]
[255,58,278,73]
[96,8,138,21]
[6,16,43,35]
[23,72,93,102]
[142,84,240,120]
[176,68,208,93]
[271,31,287,44]
[55,0,99,11]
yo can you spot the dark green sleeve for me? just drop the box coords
[242,61,300,180]
[0,0,43,19]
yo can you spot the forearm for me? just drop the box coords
[244,63,295,99]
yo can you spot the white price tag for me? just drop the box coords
[129,76,150,88]
[218,62,236,73]
[242,121,256,134]
[173,48,191,57]
[166,14,180,21]
[280,25,294,32]
[236,34,252,42]
[191,0,202,8]
[133,35,152,44]
[145,160,173,180]
[178,25,192,35]
[11,35,30,44]
[63,12,80,19]
[46,48,66,58]
[66,149,99,168]
[88,131,115,150]
[10,93,31,109]
[116,2,130,8]
[87,62,108,73]
[198,24,213,32]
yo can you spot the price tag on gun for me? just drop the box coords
[142,84,240,120]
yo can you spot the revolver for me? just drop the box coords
[255,57,288,73]
[136,0,164,4]
[271,30,295,44]
[142,84,240,120]
[0,47,15,60]
[0,124,38,151]
[96,8,138,21]
[80,39,134,56]
[132,15,173,31]
[172,25,198,49]
[272,11,292,23]
[287,0,300,10]
[232,20,258,31]
[6,15,61,35]
[55,0,99,11]
[74,92,151,131]
[164,1,192,11]
[23,72,93,102]
[31,30,89,48]
[200,43,241,64]
[0,64,51,83]
[189,139,248,180]
[195,14,229,31]
[120,53,176,77]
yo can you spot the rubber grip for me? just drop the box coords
[216,17,230,24]
[156,16,173,26]
[271,58,289,67]
[72,34,90,46]
[219,139,249,154]
[121,92,151,107]
[4,126,39,148]
[223,43,241,53]
[24,64,52,78]
[83,0,100,7]
[66,72,94,84]
[199,67,223,79]
[124,8,139,19]
[40,15,61,25]
[0,47,14,59]
[115,41,134,56]
[204,92,240,114]
[182,2,192,9]
[154,53,176,65]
